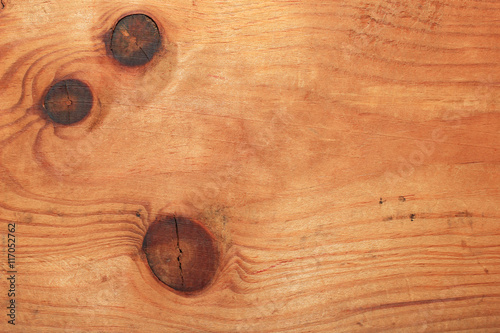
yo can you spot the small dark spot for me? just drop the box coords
[484,268,489,274]
[399,196,406,202]
[143,215,219,294]
[101,275,108,282]
[383,216,393,221]
[42,79,93,125]
[379,197,385,204]
[410,214,416,221]
[136,211,141,218]
[111,14,161,67]
[357,322,364,326]
[455,211,473,218]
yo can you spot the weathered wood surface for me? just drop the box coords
[0,0,499,331]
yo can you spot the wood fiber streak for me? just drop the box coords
[0,0,499,332]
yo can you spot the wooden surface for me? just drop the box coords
[1,0,499,331]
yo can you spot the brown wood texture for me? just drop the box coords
[1,0,499,332]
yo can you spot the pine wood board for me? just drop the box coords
[0,0,499,332]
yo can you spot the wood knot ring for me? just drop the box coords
[42,79,93,125]
[110,14,161,67]
[143,215,219,294]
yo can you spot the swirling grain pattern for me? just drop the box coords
[0,0,499,332]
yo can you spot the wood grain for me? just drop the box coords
[0,0,499,331]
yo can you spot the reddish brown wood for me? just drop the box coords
[0,0,498,331]
[142,215,219,294]
[42,79,93,125]
[110,14,161,67]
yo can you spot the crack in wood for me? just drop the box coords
[173,216,185,288]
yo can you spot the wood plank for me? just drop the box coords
[0,0,499,331]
